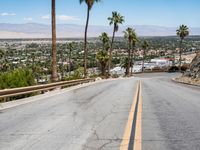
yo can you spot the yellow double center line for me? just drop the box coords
[120,81,142,150]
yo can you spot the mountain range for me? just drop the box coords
[0,23,200,39]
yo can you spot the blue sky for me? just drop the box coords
[0,0,200,27]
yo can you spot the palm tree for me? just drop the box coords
[67,43,74,76]
[99,32,110,51]
[176,25,189,71]
[142,40,149,72]
[108,11,124,75]
[131,30,138,74]
[51,0,58,82]
[80,0,101,78]
[96,50,109,76]
[123,27,134,76]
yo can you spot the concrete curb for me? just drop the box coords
[171,78,200,87]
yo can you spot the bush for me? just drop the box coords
[73,67,84,79]
[112,74,119,78]
[89,73,100,78]
[0,68,36,90]
[168,66,179,72]
[152,67,162,71]
[0,68,36,102]
[63,67,84,81]
[181,64,189,72]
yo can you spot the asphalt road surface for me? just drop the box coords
[0,73,200,150]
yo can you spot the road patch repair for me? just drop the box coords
[120,81,142,150]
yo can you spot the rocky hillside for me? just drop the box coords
[185,51,200,78]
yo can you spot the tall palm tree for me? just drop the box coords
[80,0,101,78]
[142,40,149,72]
[51,0,58,82]
[131,30,138,74]
[176,25,189,71]
[99,32,110,51]
[108,11,124,75]
[123,27,134,76]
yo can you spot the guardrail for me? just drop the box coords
[0,78,95,99]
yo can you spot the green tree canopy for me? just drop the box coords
[176,25,189,40]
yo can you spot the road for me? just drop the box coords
[0,73,200,150]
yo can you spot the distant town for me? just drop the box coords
[0,36,199,85]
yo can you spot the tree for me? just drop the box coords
[123,27,135,76]
[131,31,138,74]
[51,0,58,82]
[108,11,124,75]
[96,50,109,76]
[99,32,110,51]
[142,40,149,72]
[176,25,189,71]
[80,0,101,78]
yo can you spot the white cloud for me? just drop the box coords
[57,15,80,21]
[1,12,16,16]
[24,17,33,21]
[41,15,50,20]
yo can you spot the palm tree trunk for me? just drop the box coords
[83,6,90,78]
[51,0,58,82]
[179,39,183,72]
[142,49,145,72]
[108,27,115,75]
[131,44,135,74]
[102,63,106,76]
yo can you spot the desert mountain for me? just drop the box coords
[0,23,200,39]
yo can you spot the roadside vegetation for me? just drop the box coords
[0,68,35,90]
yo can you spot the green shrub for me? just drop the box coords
[63,67,84,81]
[0,68,36,90]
